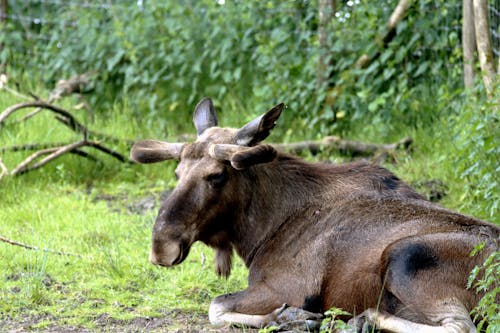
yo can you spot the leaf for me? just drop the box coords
[107,49,125,72]
[414,62,429,77]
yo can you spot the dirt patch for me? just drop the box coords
[91,190,172,215]
[0,310,259,333]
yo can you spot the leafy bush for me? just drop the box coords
[2,0,462,137]
[468,243,500,332]
[453,89,499,223]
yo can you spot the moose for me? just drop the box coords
[131,98,499,332]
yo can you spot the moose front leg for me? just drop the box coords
[209,286,286,328]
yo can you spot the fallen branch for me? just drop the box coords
[20,73,92,121]
[8,139,129,176]
[1,100,133,145]
[0,100,81,129]
[11,141,86,175]
[84,140,129,163]
[70,149,100,162]
[0,235,82,257]
[272,136,412,156]
[1,142,75,153]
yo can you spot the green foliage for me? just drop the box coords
[452,89,499,223]
[1,1,499,331]
[3,0,462,137]
[321,1,462,135]
[468,242,500,332]
[320,307,352,332]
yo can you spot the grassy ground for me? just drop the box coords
[0,89,497,332]
[0,93,251,332]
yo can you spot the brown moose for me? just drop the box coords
[131,98,499,332]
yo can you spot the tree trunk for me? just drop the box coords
[462,0,476,88]
[0,0,7,73]
[317,0,335,87]
[386,0,412,31]
[473,0,496,96]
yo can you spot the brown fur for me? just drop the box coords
[134,99,500,331]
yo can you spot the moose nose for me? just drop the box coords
[149,241,182,266]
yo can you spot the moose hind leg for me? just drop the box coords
[370,233,482,333]
[349,307,477,333]
[209,286,286,328]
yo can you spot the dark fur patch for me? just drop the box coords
[382,175,400,190]
[391,243,438,278]
[381,290,400,315]
[302,294,323,313]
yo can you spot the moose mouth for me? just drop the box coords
[170,241,192,266]
[150,239,192,267]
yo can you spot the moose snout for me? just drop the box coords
[149,239,182,267]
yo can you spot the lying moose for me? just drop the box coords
[131,98,499,332]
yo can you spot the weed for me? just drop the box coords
[468,242,500,333]
[320,308,352,333]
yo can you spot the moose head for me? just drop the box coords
[130,98,284,270]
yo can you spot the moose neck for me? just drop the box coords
[233,154,329,266]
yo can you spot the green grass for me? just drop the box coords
[0,172,249,329]
[0,92,250,330]
[1,86,498,331]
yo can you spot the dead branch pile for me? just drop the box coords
[0,75,412,179]
[0,75,130,178]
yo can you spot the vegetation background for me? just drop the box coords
[0,0,498,332]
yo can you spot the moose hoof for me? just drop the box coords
[346,309,378,333]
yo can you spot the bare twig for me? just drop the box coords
[70,149,100,162]
[11,141,86,175]
[0,101,81,128]
[1,142,75,153]
[84,140,129,163]
[0,235,82,257]
[9,147,61,175]
[7,139,129,176]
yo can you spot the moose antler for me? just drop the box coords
[209,144,277,170]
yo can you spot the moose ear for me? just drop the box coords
[235,103,284,146]
[193,97,218,136]
[130,140,184,163]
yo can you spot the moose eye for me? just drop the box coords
[206,170,227,187]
